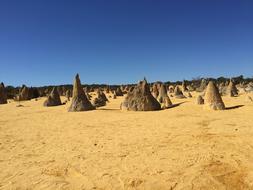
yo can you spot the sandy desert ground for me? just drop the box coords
[1,93,253,190]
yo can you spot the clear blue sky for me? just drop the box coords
[0,0,252,86]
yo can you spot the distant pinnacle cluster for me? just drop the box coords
[1,74,253,111]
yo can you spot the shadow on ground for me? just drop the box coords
[225,105,244,110]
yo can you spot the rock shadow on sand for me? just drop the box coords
[225,105,244,110]
[98,108,120,111]
[169,101,187,109]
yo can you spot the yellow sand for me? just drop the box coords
[0,93,253,190]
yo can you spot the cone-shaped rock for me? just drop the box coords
[115,88,124,96]
[182,81,188,92]
[98,89,108,102]
[65,89,72,101]
[226,80,238,97]
[174,86,186,99]
[204,81,225,110]
[112,91,117,99]
[17,85,30,101]
[44,87,62,107]
[196,95,204,105]
[0,82,7,104]
[196,79,208,92]
[157,83,169,103]
[68,74,95,112]
[161,97,173,109]
[168,85,174,93]
[92,97,106,107]
[92,89,108,107]
[121,78,161,111]
[152,84,159,99]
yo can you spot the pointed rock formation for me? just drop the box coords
[44,87,62,107]
[196,79,208,92]
[168,85,174,93]
[182,81,188,92]
[204,81,225,110]
[157,83,169,103]
[174,86,186,99]
[120,85,124,92]
[227,80,238,97]
[0,82,7,104]
[111,90,117,99]
[98,89,108,102]
[65,89,72,101]
[121,78,161,111]
[115,87,124,96]
[17,85,30,101]
[161,97,173,109]
[196,95,204,105]
[68,74,95,112]
[92,97,106,107]
[92,89,108,107]
[152,84,159,99]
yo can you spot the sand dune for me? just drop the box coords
[1,93,253,189]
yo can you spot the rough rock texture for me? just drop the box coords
[68,74,95,112]
[227,80,238,97]
[112,91,117,99]
[161,97,173,109]
[17,85,30,101]
[0,82,7,104]
[65,90,72,101]
[157,83,169,103]
[182,81,188,92]
[43,87,62,107]
[204,81,225,110]
[168,85,174,93]
[196,79,208,92]
[100,91,108,102]
[115,88,124,96]
[196,95,204,105]
[121,79,161,111]
[152,84,159,99]
[93,98,106,107]
[174,86,186,99]
[92,90,108,107]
